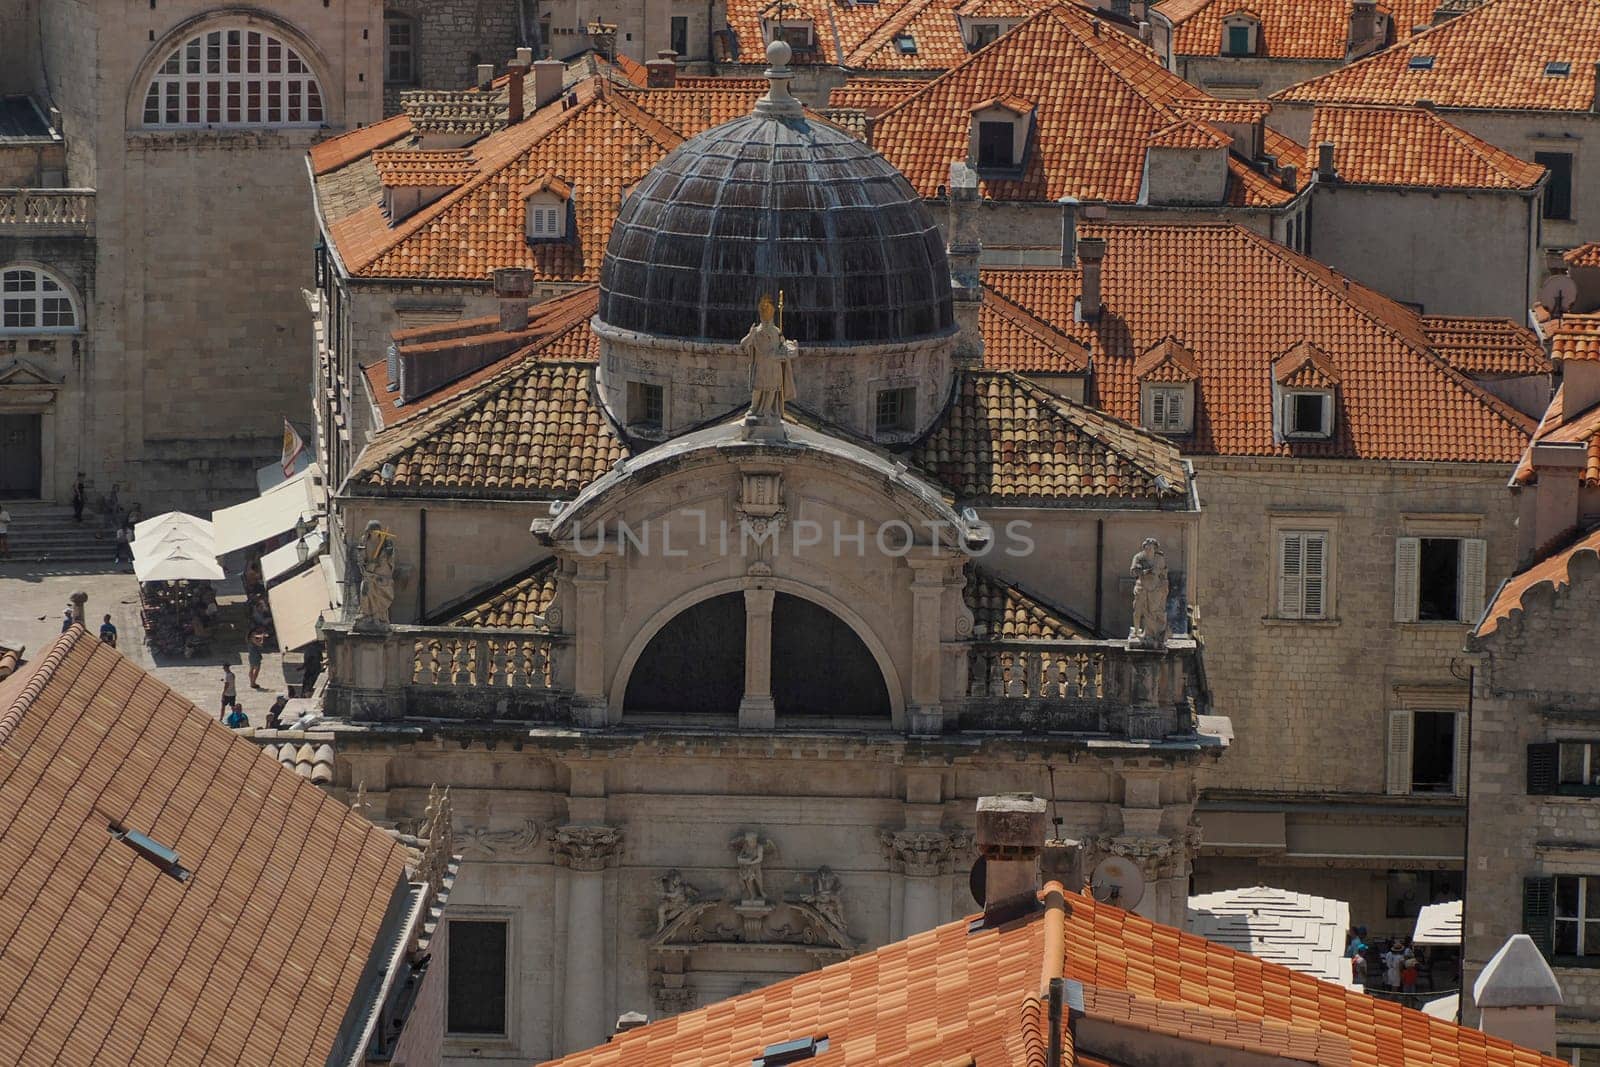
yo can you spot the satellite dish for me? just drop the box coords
[1089,856,1145,911]
[1540,273,1578,317]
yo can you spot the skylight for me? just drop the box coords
[754,1037,830,1067]
[110,823,193,883]
[894,32,917,54]
[1408,55,1434,70]
[1546,60,1572,77]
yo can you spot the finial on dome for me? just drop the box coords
[755,36,803,118]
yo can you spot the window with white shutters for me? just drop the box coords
[1386,708,1468,795]
[1276,530,1328,619]
[1143,385,1188,433]
[525,203,566,242]
[1395,536,1486,623]
[1387,709,1414,795]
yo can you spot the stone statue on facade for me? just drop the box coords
[801,866,846,930]
[1128,537,1170,649]
[353,519,397,628]
[731,830,776,903]
[657,869,699,931]
[740,293,797,431]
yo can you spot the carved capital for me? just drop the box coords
[551,823,624,871]
[881,828,972,877]
[1090,832,1181,880]
[653,984,697,1017]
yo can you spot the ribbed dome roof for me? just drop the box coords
[598,111,954,345]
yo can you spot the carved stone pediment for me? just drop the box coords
[650,894,854,953]
[0,357,64,391]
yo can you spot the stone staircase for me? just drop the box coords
[1,500,115,564]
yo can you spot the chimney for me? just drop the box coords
[975,793,1047,921]
[1346,0,1379,54]
[1473,935,1562,1054]
[1078,236,1106,322]
[1282,163,1298,192]
[493,267,534,331]
[507,51,531,125]
[533,59,566,110]
[646,51,678,88]
[1316,140,1337,182]
[476,63,495,90]
[516,46,534,67]
[385,342,400,392]
[1040,838,1084,892]
[1521,441,1586,561]
[611,1011,649,1037]
[946,161,983,367]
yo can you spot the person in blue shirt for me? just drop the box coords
[98,614,117,648]
[224,703,249,729]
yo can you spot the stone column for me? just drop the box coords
[906,559,948,735]
[739,586,776,728]
[572,561,609,727]
[552,823,624,1054]
[882,829,968,936]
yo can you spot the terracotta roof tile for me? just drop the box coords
[1160,0,1439,59]
[1550,311,1600,363]
[869,5,1295,205]
[1511,383,1600,487]
[1566,241,1600,268]
[966,566,1099,638]
[1148,116,1233,148]
[0,630,410,1066]
[1135,337,1201,380]
[979,288,1093,373]
[1308,104,1546,189]
[1421,315,1551,376]
[725,0,995,72]
[982,222,1534,461]
[309,113,412,176]
[1273,340,1341,387]
[350,361,627,498]
[541,885,1567,1067]
[1275,0,1600,110]
[1477,524,1600,636]
[828,77,929,112]
[910,370,1191,505]
[372,147,478,187]
[437,557,560,628]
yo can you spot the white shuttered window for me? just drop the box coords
[1387,709,1413,795]
[1394,536,1486,623]
[1277,530,1328,619]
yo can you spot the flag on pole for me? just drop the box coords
[281,419,306,477]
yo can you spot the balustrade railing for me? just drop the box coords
[412,630,558,690]
[967,643,1111,701]
[0,189,95,234]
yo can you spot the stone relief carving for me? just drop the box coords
[730,830,777,903]
[459,818,543,857]
[657,869,704,932]
[1128,537,1170,649]
[352,520,398,628]
[735,469,786,576]
[1089,831,1184,882]
[879,828,973,877]
[551,823,624,871]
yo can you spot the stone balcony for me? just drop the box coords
[322,622,1209,744]
[0,189,95,238]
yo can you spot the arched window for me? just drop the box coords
[1,267,78,332]
[140,27,324,128]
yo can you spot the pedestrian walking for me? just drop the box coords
[1382,940,1405,991]
[0,504,10,557]
[61,606,75,633]
[113,522,132,565]
[225,703,249,729]
[98,614,117,648]
[71,474,86,522]
[220,664,237,718]
[265,694,288,730]
[247,628,267,689]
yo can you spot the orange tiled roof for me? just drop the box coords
[310,112,412,175]
[910,370,1191,505]
[1273,340,1341,387]
[827,77,930,112]
[979,288,1092,373]
[1147,116,1233,148]
[541,883,1567,1067]
[437,557,560,628]
[1160,0,1439,59]
[1134,337,1200,380]
[361,287,600,429]
[967,567,1099,637]
[1308,104,1546,188]
[1477,524,1600,636]
[1275,0,1600,110]
[869,5,1295,205]
[1550,312,1600,362]
[1566,242,1600,268]
[373,147,478,187]
[725,0,991,73]
[1510,381,1600,488]
[350,361,627,497]
[1421,314,1551,376]
[982,222,1534,462]
[0,630,411,1066]
[617,83,769,135]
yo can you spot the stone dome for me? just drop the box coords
[598,82,953,346]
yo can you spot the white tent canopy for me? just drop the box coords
[134,511,214,544]
[212,470,320,557]
[261,530,327,584]
[1413,900,1462,947]
[1188,885,1356,988]
[132,543,226,583]
[267,561,337,651]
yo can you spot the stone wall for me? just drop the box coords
[1173,55,1341,99]
[381,0,524,115]
[1464,549,1600,1046]
[0,0,39,96]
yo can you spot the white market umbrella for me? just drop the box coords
[133,543,225,583]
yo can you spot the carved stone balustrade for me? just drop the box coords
[0,189,95,237]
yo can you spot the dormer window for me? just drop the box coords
[1272,341,1340,441]
[766,18,815,52]
[959,16,1020,51]
[1135,338,1199,435]
[522,171,573,243]
[894,32,917,54]
[968,96,1033,174]
[1145,386,1189,433]
[1221,11,1260,56]
[971,23,1001,48]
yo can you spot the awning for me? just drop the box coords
[1413,900,1462,946]
[133,543,225,582]
[134,511,214,544]
[1284,822,1464,863]
[256,451,313,494]
[213,470,320,556]
[1196,810,1286,852]
[268,563,336,651]
[261,531,327,584]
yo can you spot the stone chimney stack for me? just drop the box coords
[533,59,566,110]
[1347,0,1380,54]
[507,53,528,125]
[1282,163,1298,192]
[493,267,534,332]
[975,794,1048,920]
[1473,934,1563,1054]
[476,63,495,90]
[947,161,984,367]
[1316,141,1337,182]
[1078,237,1106,322]
[647,50,680,87]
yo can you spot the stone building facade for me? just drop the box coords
[7,0,382,509]
[379,1,525,114]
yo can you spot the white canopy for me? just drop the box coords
[261,530,327,584]
[134,511,214,544]
[256,451,313,494]
[1188,885,1356,988]
[212,470,320,557]
[1413,900,1462,947]
[133,543,226,583]
[267,562,336,651]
